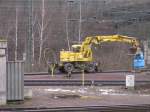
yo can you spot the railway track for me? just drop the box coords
[24,69,150,76]
[1,104,150,112]
[24,80,150,86]
[23,70,132,76]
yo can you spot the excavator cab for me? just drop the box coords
[72,44,81,52]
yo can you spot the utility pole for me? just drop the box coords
[66,0,82,45]
[66,0,74,51]
[31,0,34,66]
[66,2,71,51]
[78,0,82,42]
[26,0,33,72]
[66,0,82,44]
[15,6,18,61]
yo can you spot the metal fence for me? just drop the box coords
[6,61,24,101]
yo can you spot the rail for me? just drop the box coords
[0,104,150,111]
[24,69,150,76]
[24,80,150,86]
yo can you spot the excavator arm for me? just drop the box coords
[80,35,140,58]
[78,34,144,70]
[80,35,140,52]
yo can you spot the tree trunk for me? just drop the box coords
[38,0,45,64]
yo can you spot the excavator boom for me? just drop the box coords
[80,35,140,57]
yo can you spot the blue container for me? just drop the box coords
[133,52,145,69]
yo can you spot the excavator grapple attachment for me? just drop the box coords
[133,52,145,69]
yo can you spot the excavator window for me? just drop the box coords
[72,47,80,52]
[72,45,81,52]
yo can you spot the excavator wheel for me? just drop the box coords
[85,64,96,73]
[64,63,74,73]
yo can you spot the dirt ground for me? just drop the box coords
[1,85,150,108]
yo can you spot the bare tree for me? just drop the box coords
[36,0,51,65]
[31,2,37,66]
[38,0,45,64]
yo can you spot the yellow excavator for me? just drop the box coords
[48,34,144,73]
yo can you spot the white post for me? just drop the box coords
[0,40,7,105]
[126,74,135,89]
